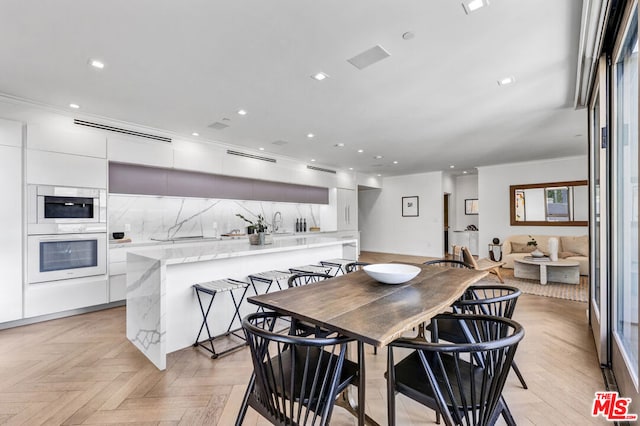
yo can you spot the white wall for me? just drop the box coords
[359,172,443,257]
[478,156,588,257]
[454,174,479,230]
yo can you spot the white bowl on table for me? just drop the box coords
[362,263,421,285]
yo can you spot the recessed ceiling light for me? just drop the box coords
[463,170,468,174]
[349,167,354,170]
[307,133,315,139]
[237,109,247,116]
[374,155,383,159]
[497,76,515,86]
[311,159,316,162]
[69,103,80,109]
[89,59,105,69]
[259,147,265,151]
[311,72,329,81]
[334,143,345,148]
[191,132,199,136]
[357,149,364,153]
[450,165,455,169]
[393,161,399,164]
[462,0,489,14]
[377,174,382,177]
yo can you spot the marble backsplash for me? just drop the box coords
[109,194,331,241]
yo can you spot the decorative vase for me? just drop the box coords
[530,248,545,258]
[249,234,260,245]
[257,232,271,245]
[548,237,559,261]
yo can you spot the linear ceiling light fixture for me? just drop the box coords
[462,0,489,14]
[69,103,80,109]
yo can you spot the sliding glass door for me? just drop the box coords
[611,0,639,392]
[590,56,609,366]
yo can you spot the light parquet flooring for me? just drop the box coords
[0,251,608,425]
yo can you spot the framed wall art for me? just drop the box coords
[465,198,479,215]
[402,196,419,217]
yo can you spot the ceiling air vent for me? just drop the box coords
[307,165,336,174]
[347,45,391,70]
[226,149,276,163]
[272,140,288,146]
[73,119,171,143]
[208,122,230,130]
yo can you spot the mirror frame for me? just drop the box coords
[509,180,588,226]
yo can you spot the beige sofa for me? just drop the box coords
[502,234,589,276]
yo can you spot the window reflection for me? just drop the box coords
[614,9,638,379]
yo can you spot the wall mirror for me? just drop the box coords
[510,180,588,226]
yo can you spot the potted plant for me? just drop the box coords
[527,235,544,258]
[236,214,270,245]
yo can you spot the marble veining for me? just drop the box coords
[126,236,356,370]
[109,194,331,242]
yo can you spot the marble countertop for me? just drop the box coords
[128,236,356,265]
[109,230,358,249]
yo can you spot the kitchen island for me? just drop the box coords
[126,236,357,369]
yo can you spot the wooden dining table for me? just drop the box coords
[247,263,488,425]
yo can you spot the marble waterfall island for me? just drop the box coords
[126,236,357,369]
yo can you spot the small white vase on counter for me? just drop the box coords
[548,237,559,261]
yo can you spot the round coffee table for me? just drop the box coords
[513,258,580,285]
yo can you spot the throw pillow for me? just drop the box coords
[558,251,579,259]
[511,242,535,253]
[561,236,589,257]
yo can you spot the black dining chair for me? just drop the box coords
[287,272,333,287]
[344,261,371,273]
[437,285,528,390]
[236,311,359,426]
[287,272,333,337]
[423,259,473,268]
[386,314,524,426]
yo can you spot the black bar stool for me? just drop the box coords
[193,278,250,359]
[248,270,294,312]
[319,258,356,276]
[289,264,332,275]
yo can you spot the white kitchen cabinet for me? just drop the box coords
[27,122,106,158]
[0,119,23,323]
[172,140,224,174]
[24,276,108,318]
[108,246,128,302]
[26,149,107,188]
[337,188,357,231]
[108,135,173,168]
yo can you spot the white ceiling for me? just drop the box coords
[0,0,587,176]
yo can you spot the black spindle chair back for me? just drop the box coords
[236,311,358,426]
[344,261,371,273]
[387,314,524,426]
[287,272,333,288]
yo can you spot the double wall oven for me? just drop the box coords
[27,185,107,284]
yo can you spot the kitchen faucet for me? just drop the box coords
[272,211,282,233]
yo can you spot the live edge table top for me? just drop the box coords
[248,264,488,347]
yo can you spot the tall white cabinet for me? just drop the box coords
[0,118,23,323]
[337,188,357,231]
